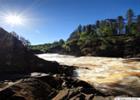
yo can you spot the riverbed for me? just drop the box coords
[37,53,140,96]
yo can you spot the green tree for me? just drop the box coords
[77,24,82,33]
[137,15,140,24]
[59,39,65,46]
[126,9,134,26]
[98,21,113,36]
[96,20,100,28]
[136,15,140,35]
[130,23,137,35]
[112,22,118,35]
[117,16,124,34]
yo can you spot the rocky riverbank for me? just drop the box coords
[0,74,125,100]
[38,53,140,97]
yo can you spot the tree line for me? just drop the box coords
[30,9,140,57]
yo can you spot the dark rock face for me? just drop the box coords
[0,28,60,80]
[0,76,116,100]
[0,28,29,74]
[0,78,55,100]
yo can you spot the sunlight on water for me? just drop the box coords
[38,54,140,83]
[38,53,140,95]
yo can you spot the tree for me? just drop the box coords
[111,22,118,35]
[86,25,92,33]
[59,39,65,45]
[98,20,113,36]
[126,9,134,26]
[77,24,82,33]
[136,15,140,35]
[10,31,19,39]
[19,36,30,46]
[97,20,106,36]
[117,16,124,34]
[96,20,100,28]
[83,26,87,32]
[10,32,31,46]
[67,26,82,41]
[137,15,140,24]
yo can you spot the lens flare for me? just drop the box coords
[5,14,24,26]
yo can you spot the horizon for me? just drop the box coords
[0,0,140,45]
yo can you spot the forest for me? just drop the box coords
[30,9,140,57]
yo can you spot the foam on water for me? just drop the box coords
[37,53,140,95]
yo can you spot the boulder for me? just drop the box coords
[0,28,61,81]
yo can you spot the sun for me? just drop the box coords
[5,14,24,26]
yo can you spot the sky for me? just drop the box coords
[0,0,140,45]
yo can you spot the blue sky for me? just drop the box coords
[0,0,140,45]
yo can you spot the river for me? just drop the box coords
[37,53,140,96]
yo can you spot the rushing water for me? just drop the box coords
[37,53,140,96]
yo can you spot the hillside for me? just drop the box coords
[0,28,60,80]
[30,9,140,57]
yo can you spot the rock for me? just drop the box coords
[0,75,113,100]
[93,96,114,100]
[37,76,63,89]
[70,93,86,100]
[0,28,29,75]
[52,88,69,100]
[0,28,61,81]
[0,77,57,100]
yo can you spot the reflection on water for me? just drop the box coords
[37,53,140,96]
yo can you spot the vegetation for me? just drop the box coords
[31,39,65,54]
[0,27,60,77]
[10,31,31,47]
[30,9,140,57]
